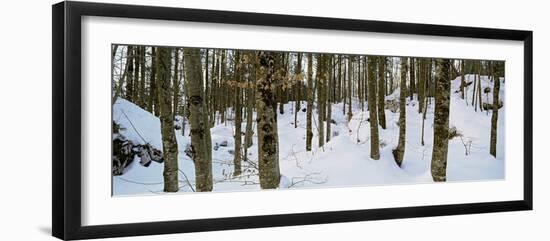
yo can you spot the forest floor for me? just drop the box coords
[112,74,505,195]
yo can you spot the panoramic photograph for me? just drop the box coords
[111,44,505,196]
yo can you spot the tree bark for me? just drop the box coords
[157,47,179,192]
[347,56,353,122]
[418,59,425,113]
[337,55,342,103]
[185,48,213,192]
[138,46,146,108]
[233,52,243,176]
[256,51,281,189]
[294,53,302,128]
[477,61,484,111]
[431,58,451,182]
[316,54,325,147]
[460,60,466,99]
[377,57,387,129]
[409,58,416,101]
[367,56,380,160]
[148,47,159,115]
[125,46,135,102]
[490,62,501,157]
[394,57,407,166]
[172,48,180,117]
[306,53,314,151]
[326,56,333,142]
[244,52,255,152]
[133,46,140,104]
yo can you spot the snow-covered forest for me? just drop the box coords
[111,45,505,195]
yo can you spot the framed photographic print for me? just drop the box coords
[52,1,533,240]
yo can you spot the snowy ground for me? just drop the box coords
[112,74,505,196]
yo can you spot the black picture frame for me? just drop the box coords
[52,1,533,240]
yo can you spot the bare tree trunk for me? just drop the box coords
[343,57,347,115]
[172,48,180,117]
[317,54,325,147]
[337,55,342,103]
[460,60,466,99]
[157,47,178,192]
[418,59,425,113]
[364,56,368,110]
[185,48,213,192]
[306,53,314,151]
[125,46,135,102]
[138,46,146,108]
[394,57,407,166]
[233,52,243,176]
[220,51,227,124]
[472,62,478,110]
[431,58,451,182]
[211,50,219,127]
[256,51,281,189]
[347,56,353,122]
[326,56,333,142]
[358,56,363,111]
[367,56,380,160]
[490,62,501,157]
[409,58,416,101]
[111,44,119,104]
[294,53,302,128]
[477,61,484,111]
[244,52,255,153]
[148,47,159,115]
[377,57,386,129]
[133,46,140,104]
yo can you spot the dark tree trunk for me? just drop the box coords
[306,53,314,151]
[294,53,302,128]
[377,57,386,129]
[316,54,325,147]
[409,58,416,101]
[431,59,451,182]
[256,51,281,189]
[367,56,380,160]
[233,52,243,176]
[490,62,501,157]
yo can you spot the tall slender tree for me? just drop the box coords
[306,53,314,151]
[337,55,342,103]
[185,48,213,191]
[409,58,416,101]
[157,47,179,192]
[431,58,451,182]
[377,57,387,129]
[294,53,303,128]
[347,56,353,122]
[244,52,256,160]
[125,46,135,102]
[460,60,466,99]
[172,48,180,117]
[326,56,333,142]
[317,54,325,147]
[418,58,426,113]
[490,62,501,157]
[367,56,380,160]
[394,57,407,166]
[477,61,484,111]
[138,46,146,108]
[233,52,243,176]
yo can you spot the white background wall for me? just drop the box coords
[0,0,548,240]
